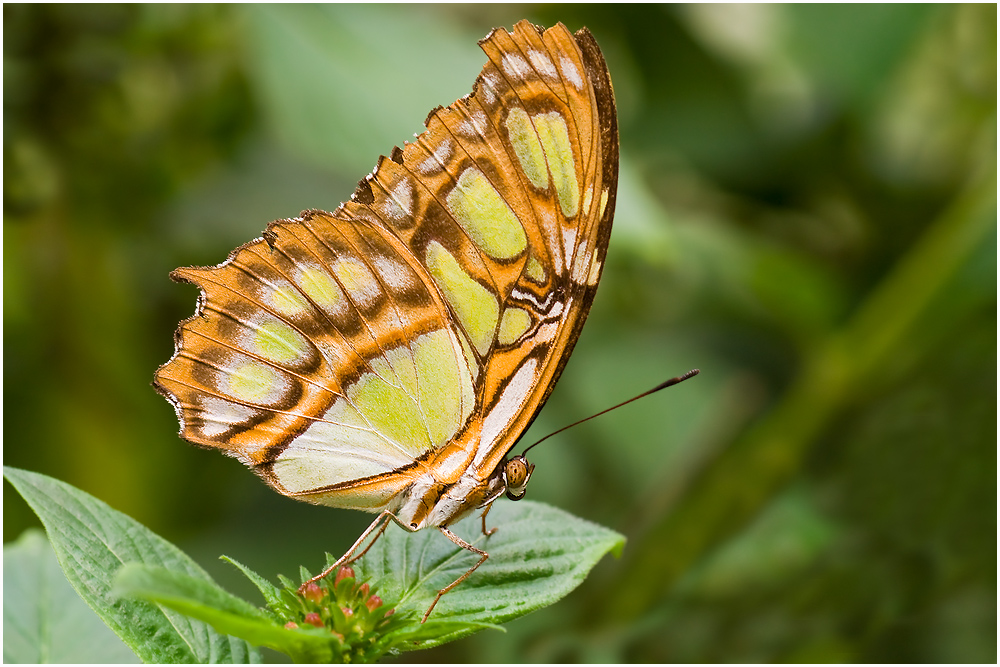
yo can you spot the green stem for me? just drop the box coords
[604,167,997,622]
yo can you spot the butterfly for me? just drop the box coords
[154,20,618,622]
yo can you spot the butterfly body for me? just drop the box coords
[156,20,617,619]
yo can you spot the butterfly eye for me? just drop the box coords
[504,455,535,501]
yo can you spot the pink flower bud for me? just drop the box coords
[365,595,382,611]
[303,612,323,628]
[302,582,325,603]
[334,566,355,585]
[284,621,299,630]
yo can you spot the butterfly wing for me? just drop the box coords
[461,21,619,475]
[155,210,478,510]
[154,21,617,512]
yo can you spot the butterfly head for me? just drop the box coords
[503,455,535,501]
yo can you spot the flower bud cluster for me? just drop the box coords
[275,565,405,661]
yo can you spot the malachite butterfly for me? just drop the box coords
[155,20,618,622]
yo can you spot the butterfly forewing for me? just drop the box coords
[466,21,617,472]
[155,20,617,517]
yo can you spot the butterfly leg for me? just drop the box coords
[421,526,489,623]
[480,502,498,537]
[297,510,393,594]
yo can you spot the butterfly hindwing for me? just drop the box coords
[157,212,477,506]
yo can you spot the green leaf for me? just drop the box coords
[4,529,139,664]
[115,564,337,664]
[220,556,283,611]
[351,500,626,650]
[115,561,493,663]
[117,501,624,658]
[5,467,623,661]
[3,467,260,664]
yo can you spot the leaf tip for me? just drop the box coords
[611,535,627,558]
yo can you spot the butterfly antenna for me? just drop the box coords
[520,369,700,457]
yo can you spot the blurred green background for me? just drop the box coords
[4,4,996,663]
